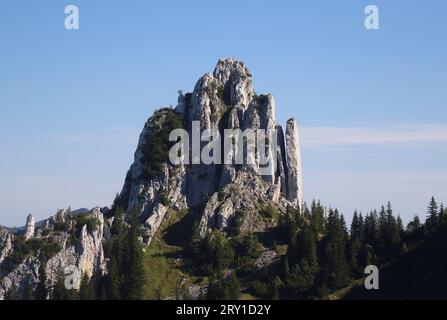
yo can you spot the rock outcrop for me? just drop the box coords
[0,207,108,299]
[116,58,304,244]
[0,257,40,299]
[24,214,35,240]
[285,118,304,207]
[0,227,13,266]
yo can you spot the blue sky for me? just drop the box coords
[1,0,446,227]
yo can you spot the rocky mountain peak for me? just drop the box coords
[0,59,304,300]
[117,58,303,244]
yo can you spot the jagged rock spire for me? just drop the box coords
[285,118,303,207]
[117,58,304,242]
[24,214,35,240]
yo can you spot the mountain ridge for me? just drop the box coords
[0,58,304,299]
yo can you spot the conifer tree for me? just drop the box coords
[79,273,95,300]
[350,211,361,240]
[364,210,378,248]
[122,212,145,300]
[105,206,126,299]
[52,271,72,300]
[311,200,325,235]
[440,203,446,225]
[23,282,35,300]
[207,273,240,300]
[321,209,350,290]
[35,264,48,300]
[386,202,401,255]
[407,215,421,233]
[427,196,439,229]
[282,255,290,278]
[378,206,387,255]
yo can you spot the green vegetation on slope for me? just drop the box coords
[143,209,190,299]
[139,108,183,179]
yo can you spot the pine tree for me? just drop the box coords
[350,211,362,240]
[378,206,387,255]
[106,206,126,299]
[79,274,95,300]
[439,203,445,225]
[122,212,145,300]
[286,260,316,296]
[385,202,401,257]
[282,255,290,278]
[311,200,325,236]
[207,273,240,300]
[35,264,48,300]
[348,212,363,276]
[407,215,421,233]
[321,209,350,290]
[52,270,72,300]
[427,196,439,230]
[23,282,35,300]
[364,210,378,248]
[295,218,318,272]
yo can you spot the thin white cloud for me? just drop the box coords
[301,124,447,147]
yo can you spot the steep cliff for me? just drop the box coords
[116,58,303,244]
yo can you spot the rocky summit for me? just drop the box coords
[0,59,303,300]
[117,58,303,244]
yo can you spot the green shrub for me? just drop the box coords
[217,85,225,100]
[207,273,241,300]
[260,204,279,220]
[217,191,225,202]
[233,234,263,275]
[53,222,70,233]
[8,237,61,266]
[229,210,244,236]
[140,109,183,179]
[159,193,169,206]
[186,231,235,276]
[75,214,99,237]
[249,280,271,298]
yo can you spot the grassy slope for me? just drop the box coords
[143,209,210,299]
[143,209,188,299]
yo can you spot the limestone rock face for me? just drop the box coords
[44,208,106,291]
[198,170,288,237]
[285,118,304,206]
[116,58,304,244]
[0,257,40,300]
[24,214,35,241]
[143,203,168,244]
[117,110,188,232]
[0,207,108,299]
[76,207,106,279]
[0,227,13,266]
